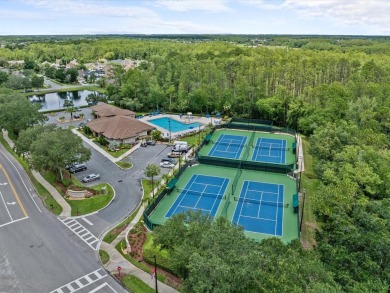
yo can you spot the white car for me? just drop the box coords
[82,173,100,183]
[160,161,175,168]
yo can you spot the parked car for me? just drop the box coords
[82,173,100,183]
[146,140,156,146]
[140,141,147,147]
[160,161,175,168]
[161,157,176,164]
[167,152,181,158]
[73,114,80,119]
[69,163,87,173]
[65,162,79,170]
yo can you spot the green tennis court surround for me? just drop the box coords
[144,119,299,242]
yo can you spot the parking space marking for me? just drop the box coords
[50,268,107,293]
[59,218,100,250]
[89,282,118,293]
[82,217,93,226]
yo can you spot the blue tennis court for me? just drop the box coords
[208,134,247,159]
[166,174,229,218]
[252,138,287,164]
[232,180,285,236]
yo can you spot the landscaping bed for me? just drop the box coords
[127,222,182,290]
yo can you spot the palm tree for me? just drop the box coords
[144,164,160,198]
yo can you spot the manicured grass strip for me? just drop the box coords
[142,179,153,203]
[103,146,129,158]
[99,249,110,265]
[103,205,141,243]
[122,275,155,293]
[66,184,114,216]
[115,239,166,283]
[300,135,319,249]
[116,161,133,169]
[0,135,62,215]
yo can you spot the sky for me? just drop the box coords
[0,0,389,36]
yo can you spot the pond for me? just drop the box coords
[28,90,99,112]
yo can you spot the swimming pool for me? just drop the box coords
[148,117,202,133]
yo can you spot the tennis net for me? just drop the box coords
[253,145,290,151]
[177,188,226,199]
[234,196,289,207]
[213,140,246,147]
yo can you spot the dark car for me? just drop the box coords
[161,158,176,164]
[69,163,87,173]
[146,140,156,146]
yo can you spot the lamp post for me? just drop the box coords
[198,125,201,145]
[168,118,171,144]
[139,255,158,293]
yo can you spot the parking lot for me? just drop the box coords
[44,108,94,129]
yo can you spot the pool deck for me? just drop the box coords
[141,114,219,139]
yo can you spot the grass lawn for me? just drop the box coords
[103,205,141,243]
[99,250,110,265]
[66,183,114,216]
[0,135,62,215]
[142,179,153,203]
[116,161,133,169]
[103,146,130,158]
[300,135,319,249]
[122,275,155,293]
[143,234,174,272]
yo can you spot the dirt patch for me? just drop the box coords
[127,224,182,289]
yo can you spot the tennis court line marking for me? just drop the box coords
[169,175,227,217]
[239,215,277,222]
[232,181,285,235]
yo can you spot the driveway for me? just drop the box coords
[45,108,94,129]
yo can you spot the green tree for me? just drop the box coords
[0,89,47,136]
[29,128,91,180]
[0,71,9,85]
[144,164,160,198]
[31,75,44,88]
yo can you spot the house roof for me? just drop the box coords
[86,116,154,140]
[90,102,135,117]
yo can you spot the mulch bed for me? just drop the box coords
[127,224,182,290]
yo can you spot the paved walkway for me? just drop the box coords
[101,202,179,293]
[71,129,140,163]
[1,130,72,217]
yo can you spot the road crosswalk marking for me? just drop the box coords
[50,268,107,293]
[59,218,100,250]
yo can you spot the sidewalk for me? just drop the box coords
[71,129,139,163]
[1,130,71,217]
[101,202,179,293]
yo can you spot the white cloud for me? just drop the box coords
[283,0,390,33]
[155,0,231,12]
[22,0,158,18]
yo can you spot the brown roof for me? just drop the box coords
[90,102,135,118]
[87,116,154,140]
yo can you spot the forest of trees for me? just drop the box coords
[0,35,389,291]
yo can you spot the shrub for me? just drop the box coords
[62,178,71,187]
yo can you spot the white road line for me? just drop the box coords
[50,268,107,293]
[0,148,42,213]
[58,218,100,250]
[0,217,28,228]
[89,282,118,293]
[0,189,13,221]
[82,217,93,226]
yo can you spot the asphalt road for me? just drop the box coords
[0,123,174,292]
[0,144,127,293]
